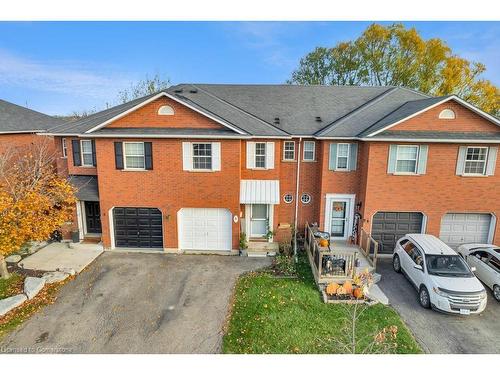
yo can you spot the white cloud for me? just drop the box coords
[0,49,132,100]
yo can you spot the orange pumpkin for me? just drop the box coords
[319,238,328,248]
[325,282,339,296]
[343,280,353,294]
[353,288,364,299]
[336,286,346,295]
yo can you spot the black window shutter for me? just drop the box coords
[114,142,124,170]
[72,140,81,166]
[144,142,153,170]
[91,140,97,167]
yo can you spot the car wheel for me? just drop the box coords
[392,254,401,273]
[494,285,500,302]
[419,286,431,309]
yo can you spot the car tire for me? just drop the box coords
[392,254,401,273]
[419,286,431,309]
[494,285,500,302]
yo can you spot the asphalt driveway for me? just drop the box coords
[377,258,500,354]
[1,252,271,353]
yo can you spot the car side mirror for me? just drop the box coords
[471,266,476,272]
[414,264,423,271]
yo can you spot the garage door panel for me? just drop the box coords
[113,207,163,248]
[179,208,232,251]
[372,212,423,254]
[440,213,491,248]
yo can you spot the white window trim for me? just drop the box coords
[303,141,315,161]
[439,109,456,119]
[463,146,489,176]
[254,142,267,169]
[395,145,419,175]
[80,139,94,167]
[336,143,350,171]
[123,141,146,171]
[192,143,213,171]
[283,141,295,161]
[61,138,67,158]
[158,105,174,116]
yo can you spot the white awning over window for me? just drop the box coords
[240,180,280,204]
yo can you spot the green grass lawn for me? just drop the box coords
[222,256,422,354]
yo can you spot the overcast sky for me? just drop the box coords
[0,21,498,115]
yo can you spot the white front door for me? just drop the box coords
[178,208,232,251]
[250,204,268,238]
[325,194,355,240]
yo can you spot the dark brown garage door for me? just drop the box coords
[113,207,163,248]
[371,212,423,254]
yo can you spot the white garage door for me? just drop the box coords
[178,208,232,251]
[440,213,492,248]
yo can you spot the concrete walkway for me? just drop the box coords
[19,242,104,273]
[2,252,271,353]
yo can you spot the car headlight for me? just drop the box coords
[432,287,449,298]
[479,290,487,300]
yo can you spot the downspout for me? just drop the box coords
[293,137,302,262]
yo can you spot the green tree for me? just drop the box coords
[289,23,499,116]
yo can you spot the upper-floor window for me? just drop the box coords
[81,140,94,167]
[439,109,456,119]
[464,147,488,175]
[182,142,220,172]
[336,143,350,170]
[457,145,497,177]
[158,105,174,115]
[246,141,274,170]
[61,138,67,158]
[192,143,212,170]
[124,142,145,170]
[387,144,429,176]
[395,145,419,174]
[255,142,267,168]
[303,141,315,161]
[283,141,295,161]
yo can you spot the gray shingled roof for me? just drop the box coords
[45,84,498,138]
[357,96,451,137]
[372,130,500,140]
[69,175,99,201]
[0,99,64,133]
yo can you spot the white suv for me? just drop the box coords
[392,234,487,315]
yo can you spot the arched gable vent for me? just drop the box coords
[158,105,175,115]
[438,108,456,119]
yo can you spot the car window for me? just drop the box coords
[412,248,424,267]
[470,250,490,263]
[488,256,500,273]
[426,255,472,277]
[403,241,416,257]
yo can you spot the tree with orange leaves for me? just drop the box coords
[0,138,76,278]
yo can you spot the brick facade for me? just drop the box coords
[54,99,500,249]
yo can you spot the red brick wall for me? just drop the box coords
[390,101,500,133]
[0,133,56,154]
[64,137,97,176]
[359,141,500,246]
[107,97,225,130]
[96,138,241,249]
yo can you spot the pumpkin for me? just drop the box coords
[343,280,353,294]
[353,288,364,299]
[325,282,339,296]
[319,238,328,248]
[336,286,346,295]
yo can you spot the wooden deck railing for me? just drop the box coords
[304,222,357,285]
[359,229,379,271]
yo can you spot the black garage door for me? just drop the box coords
[371,212,423,254]
[113,207,163,248]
